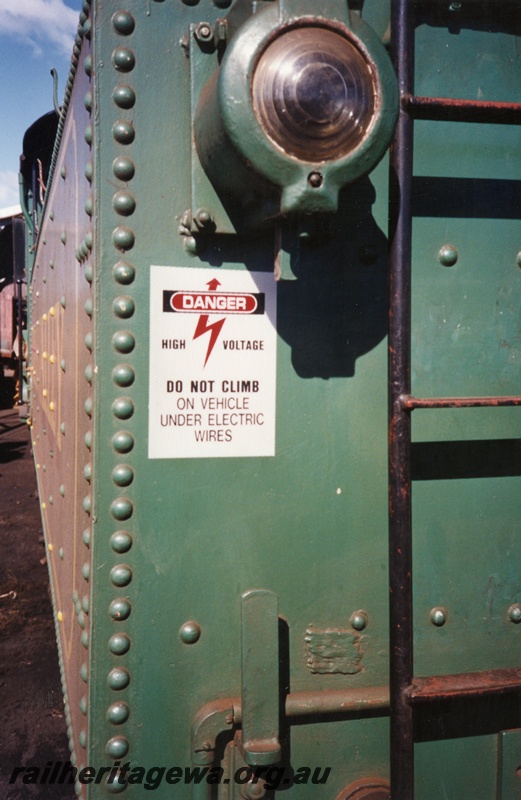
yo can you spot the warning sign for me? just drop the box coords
[148,266,277,459]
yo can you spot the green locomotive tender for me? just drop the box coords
[22,0,520,798]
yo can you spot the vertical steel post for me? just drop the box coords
[388,1,415,798]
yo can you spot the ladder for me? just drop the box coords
[387,1,521,797]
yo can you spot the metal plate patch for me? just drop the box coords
[305,627,363,675]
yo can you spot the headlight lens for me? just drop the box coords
[252,26,376,163]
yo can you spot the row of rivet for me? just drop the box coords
[429,604,521,626]
[71,12,94,789]
[103,11,139,782]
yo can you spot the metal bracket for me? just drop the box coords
[240,589,281,767]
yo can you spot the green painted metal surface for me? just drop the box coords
[27,1,520,798]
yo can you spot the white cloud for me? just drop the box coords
[0,172,21,209]
[0,0,78,58]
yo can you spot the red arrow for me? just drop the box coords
[207,279,221,291]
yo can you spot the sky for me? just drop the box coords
[0,0,83,211]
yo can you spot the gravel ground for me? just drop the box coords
[0,398,74,799]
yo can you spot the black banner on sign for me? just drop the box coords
[163,290,265,315]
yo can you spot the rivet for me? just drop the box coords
[59,484,65,497]
[61,358,66,371]
[80,662,88,682]
[183,236,198,255]
[113,296,135,319]
[108,667,130,690]
[60,165,67,179]
[84,397,93,417]
[84,54,92,76]
[84,263,93,283]
[113,261,135,285]
[85,332,93,351]
[85,230,93,250]
[105,736,129,759]
[82,595,89,613]
[112,157,135,182]
[308,171,323,188]
[109,597,132,619]
[83,529,91,547]
[112,331,135,355]
[59,547,64,559]
[85,195,93,216]
[85,161,93,182]
[107,702,130,726]
[84,90,92,111]
[508,603,521,623]
[57,610,63,622]
[60,231,67,244]
[179,620,201,644]
[79,695,88,715]
[112,365,135,387]
[350,610,368,631]
[83,17,92,38]
[48,495,53,505]
[430,607,447,626]
[84,124,93,145]
[49,354,55,364]
[85,364,93,384]
[77,611,86,629]
[112,11,135,35]
[112,120,135,145]
[113,85,136,110]
[82,495,92,513]
[110,566,133,588]
[81,630,89,648]
[85,298,93,317]
[112,47,135,72]
[516,252,521,269]
[109,633,131,655]
[112,397,134,420]
[113,226,135,251]
[112,464,134,486]
[84,431,92,450]
[82,562,90,581]
[110,499,133,521]
[60,423,66,435]
[439,244,458,267]
[112,431,134,453]
[49,401,55,412]
[113,191,136,216]
[111,531,133,553]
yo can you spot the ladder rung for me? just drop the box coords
[403,94,521,125]
[401,394,521,410]
[408,668,521,703]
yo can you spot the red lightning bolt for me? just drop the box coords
[193,279,225,367]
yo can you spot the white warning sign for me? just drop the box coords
[148,266,277,459]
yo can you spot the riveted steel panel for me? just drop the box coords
[26,1,520,799]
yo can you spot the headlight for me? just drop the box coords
[252,26,376,163]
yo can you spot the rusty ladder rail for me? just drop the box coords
[388,2,521,798]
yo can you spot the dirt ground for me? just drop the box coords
[0,390,74,799]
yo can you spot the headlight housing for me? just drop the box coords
[194,3,398,224]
